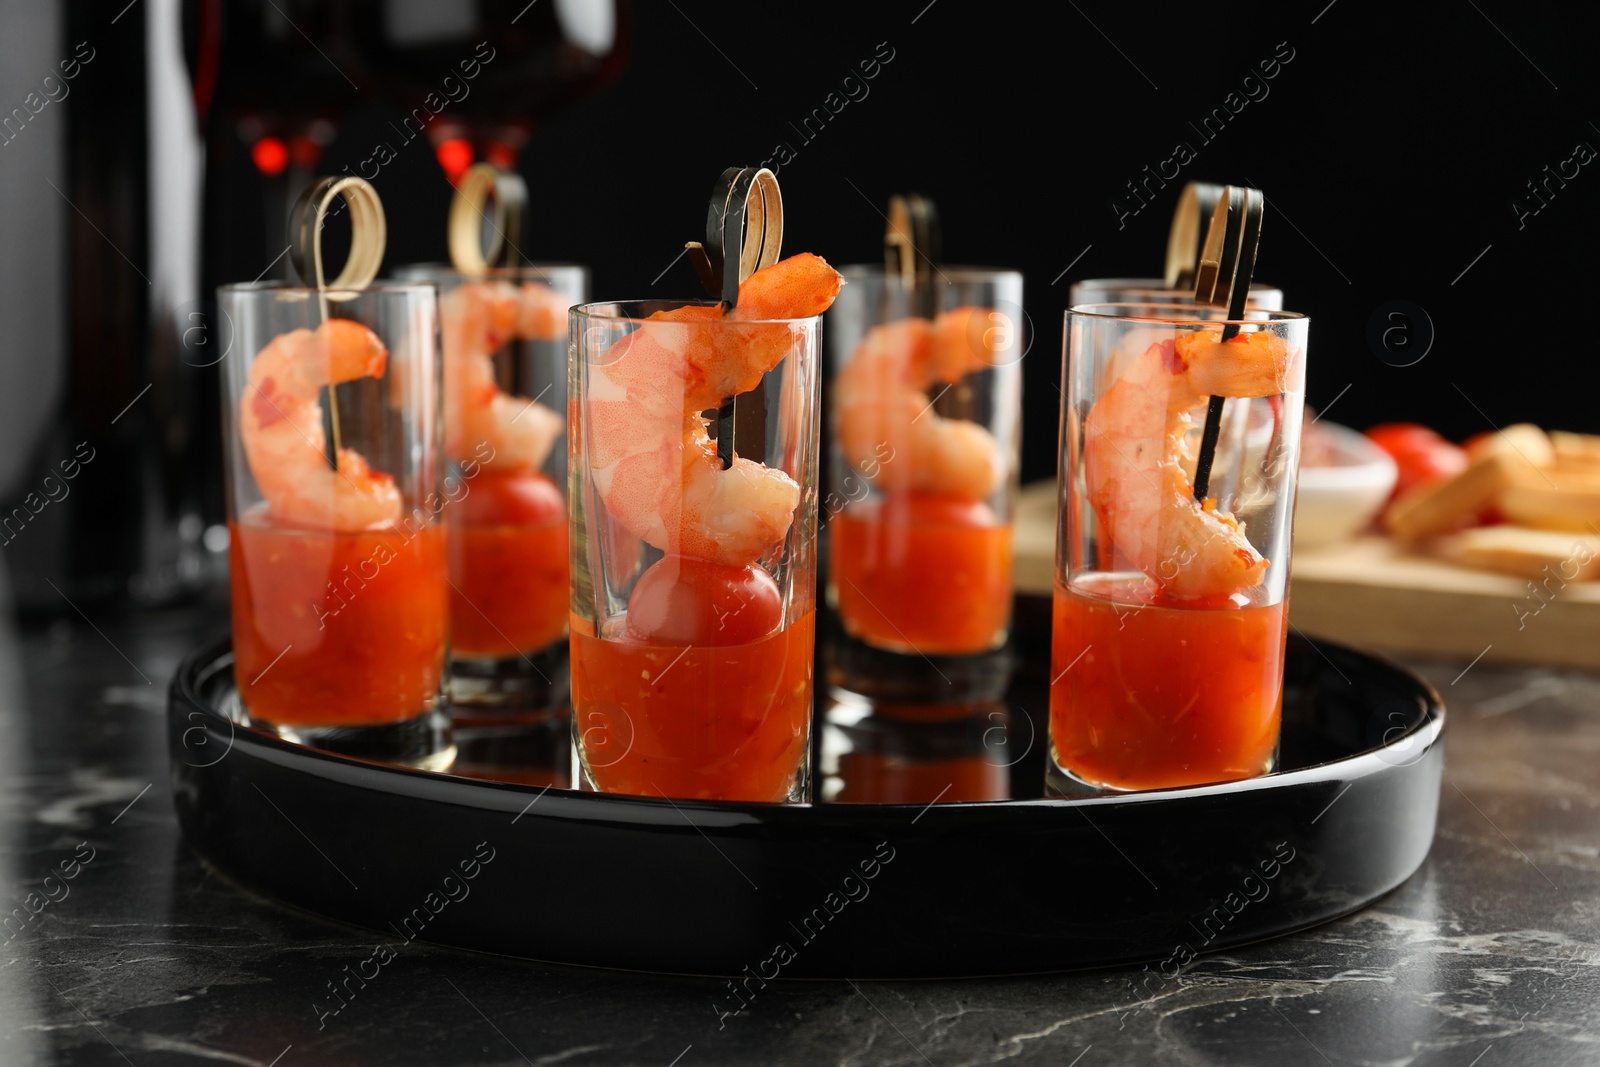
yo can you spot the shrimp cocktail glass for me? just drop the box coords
[218,282,450,764]
[397,263,587,712]
[1052,304,1308,793]
[569,253,840,803]
[826,267,1023,658]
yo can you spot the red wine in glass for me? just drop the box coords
[345,0,631,181]
[185,0,355,256]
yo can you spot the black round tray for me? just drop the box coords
[169,596,1444,979]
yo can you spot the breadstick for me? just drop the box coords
[1443,525,1600,582]
[1385,425,1553,541]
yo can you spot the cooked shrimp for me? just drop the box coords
[586,253,842,568]
[440,279,572,470]
[240,318,402,531]
[833,306,1010,501]
[1084,329,1291,599]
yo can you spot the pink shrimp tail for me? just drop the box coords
[320,318,388,384]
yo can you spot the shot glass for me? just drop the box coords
[569,300,821,802]
[1068,278,1284,309]
[218,282,450,764]
[1052,303,1308,792]
[397,263,588,713]
[825,266,1023,657]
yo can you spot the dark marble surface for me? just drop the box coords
[1,594,1597,1067]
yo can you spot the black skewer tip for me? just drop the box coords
[715,397,736,470]
[1191,396,1226,501]
[1189,186,1263,501]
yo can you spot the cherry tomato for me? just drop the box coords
[1365,423,1468,500]
[1365,423,1447,454]
[459,470,564,527]
[625,555,783,647]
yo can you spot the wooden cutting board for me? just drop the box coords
[1012,481,1600,670]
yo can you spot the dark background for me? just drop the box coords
[198,0,1594,484]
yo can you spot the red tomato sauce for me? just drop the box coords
[831,493,1012,655]
[571,600,814,803]
[450,470,569,658]
[229,513,448,726]
[1049,576,1286,790]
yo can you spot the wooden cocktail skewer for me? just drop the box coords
[685,167,783,470]
[288,176,387,470]
[448,162,529,276]
[1189,185,1265,501]
[1163,181,1224,291]
[885,193,940,319]
[884,193,970,420]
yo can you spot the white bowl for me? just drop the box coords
[1294,422,1398,548]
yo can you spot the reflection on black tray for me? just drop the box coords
[821,609,1025,804]
[450,718,573,789]
[820,692,1019,804]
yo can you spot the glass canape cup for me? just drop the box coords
[1051,303,1308,793]
[824,266,1023,660]
[218,281,451,765]
[1068,278,1284,310]
[396,263,588,714]
[568,299,821,803]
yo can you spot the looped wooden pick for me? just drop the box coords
[686,166,783,309]
[1188,184,1265,501]
[288,175,387,470]
[684,166,784,469]
[884,193,941,319]
[883,192,966,419]
[448,162,530,276]
[1163,181,1225,290]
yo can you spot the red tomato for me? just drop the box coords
[1365,423,1446,453]
[459,470,564,527]
[1365,423,1468,500]
[625,555,783,647]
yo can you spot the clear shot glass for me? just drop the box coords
[397,263,588,713]
[568,300,821,802]
[1051,304,1308,792]
[218,281,450,765]
[824,266,1023,657]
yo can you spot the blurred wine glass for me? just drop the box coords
[346,0,630,183]
[184,0,354,257]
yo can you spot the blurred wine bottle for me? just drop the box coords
[0,0,207,614]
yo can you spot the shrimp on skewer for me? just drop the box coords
[833,306,1011,501]
[440,279,572,470]
[585,252,842,568]
[239,318,402,531]
[1084,329,1291,599]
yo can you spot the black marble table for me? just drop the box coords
[2,593,1596,1066]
